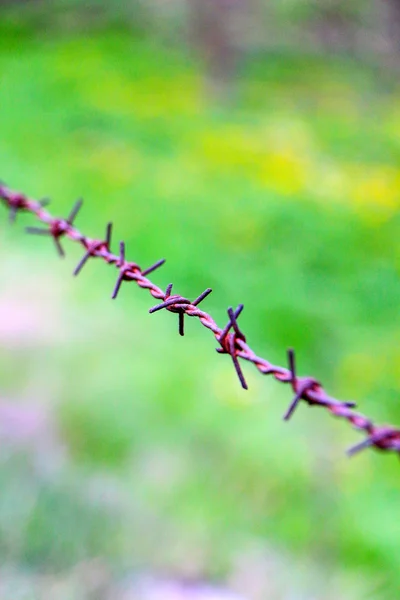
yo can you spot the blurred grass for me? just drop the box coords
[1,23,400,598]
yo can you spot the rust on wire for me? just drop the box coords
[216,305,248,389]
[74,222,113,276]
[25,198,83,257]
[1,181,400,459]
[149,284,212,336]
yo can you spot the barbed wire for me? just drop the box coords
[1,181,399,458]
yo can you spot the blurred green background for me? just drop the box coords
[1,1,400,598]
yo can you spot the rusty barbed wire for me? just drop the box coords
[1,181,400,459]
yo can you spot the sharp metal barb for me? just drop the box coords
[283,349,301,421]
[346,400,357,408]
[235,304,244,318]
[347,429,393,457]
[105,223,112,249]
[149,297,189,314]
[9,207,17,224]
[112,273,124,300]
[219,304,244,341]
[39,198,50,207]
[26,226,51,235]
[73,252,90,276]
[119,241,125,264]
[229,335,248,390]
[67,198,83,224]
[179,312,185,336]
[288,348,296,381]
[347,437,374,457]
[283,390,304,421]
[192,287,212,306]
[227,307,239,335]
[165,283,173,298]
[54,236,65,258]
[141,258,166,277]
[227,306,245,339]
[74,224,112,276]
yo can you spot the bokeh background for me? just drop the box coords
[1,1,400,598]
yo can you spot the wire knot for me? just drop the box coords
[347,426,400,457]
[25,198,83,257]
[74,223,113,276]
[216,305,248,390]
[149,284,212,336]
[283,349,320,420]
[0,182,49,223]
[112,241,141,299]
[4,193,28,222]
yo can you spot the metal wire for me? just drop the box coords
[2,181,400,458]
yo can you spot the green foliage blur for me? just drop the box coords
[1,3,400,598]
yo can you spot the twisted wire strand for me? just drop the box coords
[1,181,399,458]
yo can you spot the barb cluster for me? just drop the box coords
[2,181,400,459]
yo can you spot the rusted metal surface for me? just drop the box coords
[2,182,399,458]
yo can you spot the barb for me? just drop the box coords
[74,222,113,276]
[216,305,248,389]
[149,284,212,336]
[2,181,400,459]
[25,198,83,257]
